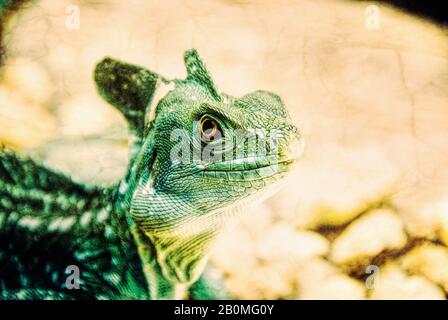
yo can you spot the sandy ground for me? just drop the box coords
[1,0,448,299]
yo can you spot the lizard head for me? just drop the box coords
[94,49,303,284]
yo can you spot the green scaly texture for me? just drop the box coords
[0,49,303,299]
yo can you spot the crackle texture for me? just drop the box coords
[1,0,448,299]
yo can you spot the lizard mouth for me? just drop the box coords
[198,156,299,181]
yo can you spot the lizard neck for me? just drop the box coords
[114,178,190,299]
[113,133,223,299]
[129,225,189,299]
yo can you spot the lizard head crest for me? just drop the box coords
[183,49,221,102]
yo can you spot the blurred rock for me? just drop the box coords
[224,262,295,300]
[232,202,276,239]
[212,203,329,267]
[270,145,400,229]
[370,264,445,299]
[394,188,448,241]
[58,94,125,137]
[0,85,57,149]
[296,258,365,299]
[330,209,407,265]
[1,0,448,300]
[211,223,258,275]
[31,138,127,185]
[255,223,329,264]
[1,58,52,105]
[211,204,329,299]
[400,243,448,292]
[440,212,448,246]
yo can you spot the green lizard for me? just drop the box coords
[0,49,303,299]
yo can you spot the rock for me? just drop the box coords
[370,264,445,299]
[1,58,52,105]
[58,94,124,137]
[254,223,329,264]
[225,262,295,299]
[2,0,448,301]
[394,188,448,240]
[0,86,56,149]
[233,202,277,239]
[269,145,400,229]
[211,205,329,299]
[212,204,329,270]
[330,209,407,265]
[210,224,257,275]
[400,243,448,292]
[440,212,448,246]
[31,138,127,185]
[296,258,365,299]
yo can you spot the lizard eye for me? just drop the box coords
[200,116,222,142]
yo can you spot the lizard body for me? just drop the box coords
[0,49,303,299]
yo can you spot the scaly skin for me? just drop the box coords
[0,49,303,299]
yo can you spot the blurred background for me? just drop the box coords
[1,0,448,299]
